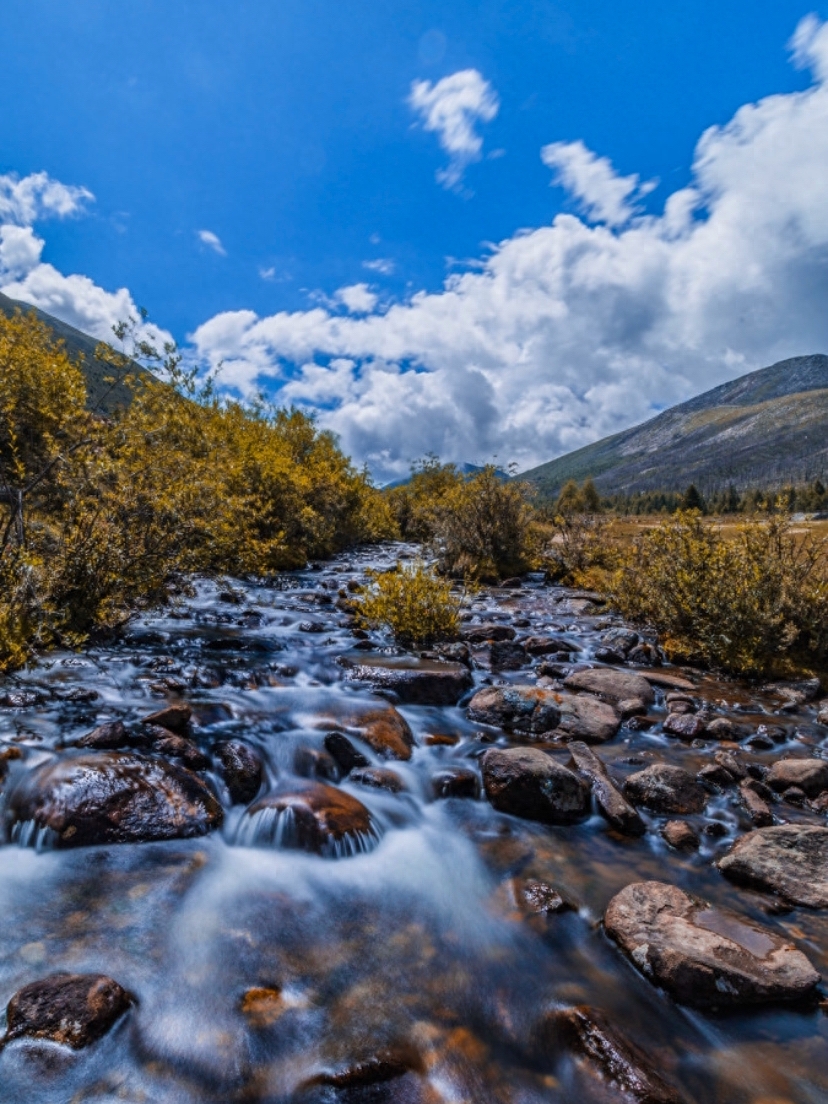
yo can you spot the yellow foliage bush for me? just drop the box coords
[0,309,394,669]
[612,511,828,675]
[355,561,463,647]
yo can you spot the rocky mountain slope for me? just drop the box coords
[0,290,152,413]
[519,354,828,498]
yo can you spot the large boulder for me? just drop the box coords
[469,686,560,735]
[7,752,223,847]
[604,881,819,1008]
[563,668,655,709]
[555,693,622,744]
[345,657,472,706]
[481,748,590,825]
[717,825,828,908]
[765,758,828,798]
[3,973,134,1048]
[240,781,378,856]
[624,764,707,815]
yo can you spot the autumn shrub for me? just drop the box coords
[539,478,614,584]
[386,455,464,540]
[611,511,828,675]
[355,561,463,647]
[0,308,394,669]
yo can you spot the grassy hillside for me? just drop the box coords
[0,291,153,413]
[519,354,828,498]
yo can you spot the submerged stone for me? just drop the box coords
[240,781,378,856]
[3,973,133,1049]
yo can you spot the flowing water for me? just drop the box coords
[0,543,826,1103]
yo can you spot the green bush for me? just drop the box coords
[355,561,463,647]
[611,511,828,675]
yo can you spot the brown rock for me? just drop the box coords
[7,752,223,847]
[661,820,699,851]
[462,623,516,643]
[717,825,828,908]
[324,732,370,775]
[322,703,415,761]
[214,739,263,804]
[604,881,819,1008]
[538,1004,682,1103]
[242,782,377,856]
[517,878,573,916]
[75,721,129,750]
[431,768,479,799]
[739,779,775,827]
[142,702,192,735]
[346,658,472,706]
[523,635,579,656]
[624,764,707,815]
[663,713,708,740]
[713,750,746,781]
[240,986,284,1028]
[468,686,561,735]
[563,667,655,707]
[766,758,828,798]
[555,693,622,744]
[481,748,590,825]
[4,973,133,1048]
[567,741,645,836]
[148,730,210,770]
[349,766,405,793]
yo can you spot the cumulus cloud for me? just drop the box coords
[191,16,828,482]
[541,140,655,227]
[408,69,500,189]
[335,283,378,314]
[198,229,226,255]
[0,170,169,347]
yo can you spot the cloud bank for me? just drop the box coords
[408,69,500,189]
[192,16,828,481]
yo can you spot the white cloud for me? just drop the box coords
[0,171,92,227]
[335,283,378,314]
[0,225,44,280]
[541,139,655,227]
[363,258,395,276]
[198,229,226,256]
[192,17,828,482]
[790,11,828,79]
[408,69,500,189]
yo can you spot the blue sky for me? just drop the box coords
[2,2,828,477]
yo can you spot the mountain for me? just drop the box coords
[519,354,828,498]
[384,462,510,490]
[0,291,152,413]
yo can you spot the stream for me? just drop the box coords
[0,542,826,1103]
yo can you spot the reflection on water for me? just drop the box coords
[0,543,825,1102]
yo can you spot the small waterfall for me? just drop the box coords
[232,804,382,858]
[11,819,60,851]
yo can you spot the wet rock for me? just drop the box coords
[604,881,819,1008]
[697,763,735,788]
[350,767,405,793]
[784,785,808,806]
[766,758,828,798]
[298,1043,425,1098]
[431,768,479,799]
[739,779,775,827]
[481,748,590,825]
[764,678,822,705]
[705,717,739,740]
[462,623,516,643]
[594,646,626,664]
[600,627,640,655]
[142,702,192,735]
[563,668,655,710]
[555,693,622,744]
[717,825,828,907]
[666,693,696,713]
[324,732,371,775]
[468,686,561,735]
[75,720,129,750]
[337,705,415,761]
[624,764,707,815]
[7,752,223,846]
[661,820,700,851]
[567,741,645,836]
[663,712,708,740]
[215,740,263,804]
[488,641,527,670]
[147,730,210,770]
[299,620,326,633]
[240,986,285,1028]
[516,878,573,916]
[537,1004,682,1103]
[243,782,377,855]
[817,702,828,727]
[3,973,133,1049]
[432,641,471,667]
[713,750,745,781]
[295,747,340,782]
[523,636,579,656]
[635,670,695,692]
[346,658,472,706]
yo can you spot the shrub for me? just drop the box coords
[611,511,828,675]
[540,478,612,584]
[355,561,463,647]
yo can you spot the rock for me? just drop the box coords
[516,878,573,916]
[555,693,622,744]
[322,703,415,761]
[713,750,745,781]
[147,730,210,770]
[488,641,527,670]
[624,764,707,815]
[537,1004,681,1103]
[817,703,828,727]
[3,973,133,1048]
[717,825,828,907]
[600,627,640,655]
[433,641,471,666]
[634,670,695,692]
[243,782,377,855]
[523,636,579,656]
[299,620,326,633]
[142,702,192,735]
[697,763,735,788]
[7,752,223,847]
[663,713,707,740]
[739,779,775,827]
[345,658,472,706]
[324,732,371,775]
[764,678,822,705]
[661,820,700,851]
[294,747,340,782]
[604,881,819,1008]
[481,748,590,825]
[75,720,129,750]
[432,768,479,799]
[298,1044,424,1097]
[468,686,561,735]
[766,758,828,798]
[564,667,655,708]
[349,767,405,793]
[214,739,263,804]
[240,986,284,1028]
[462,623,516,643]
[567,742,645,836]
[784,786,808,806]
[594,647,626,664]
[705,717,739,739]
